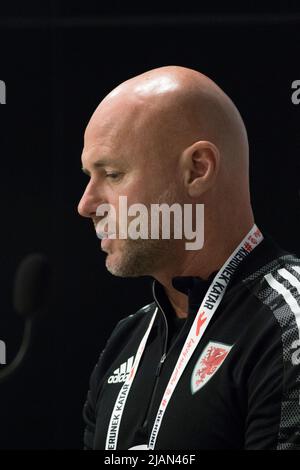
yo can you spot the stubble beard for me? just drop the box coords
[105,236,173,277]
[105,183,179,278]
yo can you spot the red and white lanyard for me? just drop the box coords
[105,225,263,450]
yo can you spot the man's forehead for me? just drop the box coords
[82,109,137,167]
[81,153,128,178]
[81,75,191,171]
[84,116,118,146]
[81,142,124,168]
[84,98,142,149]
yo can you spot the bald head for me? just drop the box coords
[85,65,249,176]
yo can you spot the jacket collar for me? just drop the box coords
[152,272,216,319]
[151,232,285,319]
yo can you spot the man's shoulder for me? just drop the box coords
[118,301,157,326]
[243,247,300,291]
[107,301,157,343]
[90,301,157,386]
[242,246,300,328]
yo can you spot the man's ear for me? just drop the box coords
[181,140,220,198]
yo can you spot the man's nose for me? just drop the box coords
[78,183,101,218]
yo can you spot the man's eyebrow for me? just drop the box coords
[81,158,118,176]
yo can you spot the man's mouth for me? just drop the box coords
[95,220,116,240]
[100,235,116,251]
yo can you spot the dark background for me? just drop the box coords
[0,1,299,449]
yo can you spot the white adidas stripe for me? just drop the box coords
[291,265,300,276]
[112,356,134,377]
[126,356,134,373]
[278,268,300,296]
[264,271,300,333]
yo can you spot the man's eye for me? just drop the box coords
[105,172,121,180]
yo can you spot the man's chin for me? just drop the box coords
[104,250,149,278]
[103,238,166,277]
[105,252,134,277]
[105,254,123,277]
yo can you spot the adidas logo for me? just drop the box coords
[107,356,134,384]
[264,265,300,366]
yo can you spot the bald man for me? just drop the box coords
[78,66,300,450]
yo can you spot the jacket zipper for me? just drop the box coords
[152,282,188,372]
[140,283,172,428]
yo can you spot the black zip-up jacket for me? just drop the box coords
[83,235,300,450]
